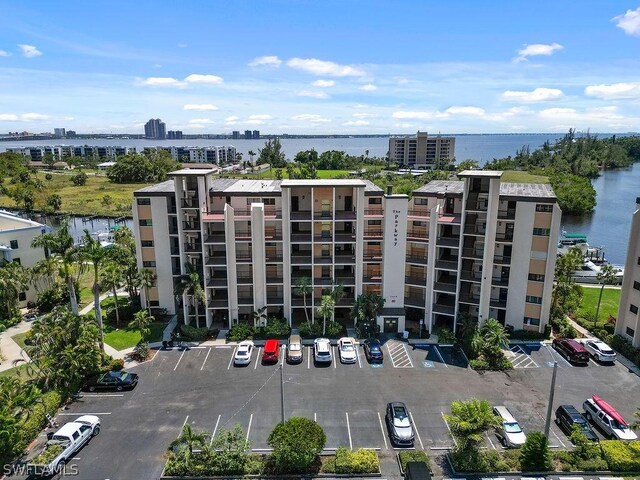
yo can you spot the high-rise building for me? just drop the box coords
[144,118,167,140]
[244,130,253,140]
[53,128,66,138]
[133,170,560,334]
[252,130,260,140]
[167,130,183,140]
[616,197,640,347]
[232,131,240,140]
[389,131,455,169]
[66,130,77,138]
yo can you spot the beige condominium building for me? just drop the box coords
[133,169,560,334]
[616,197,640,347]
[388,131,456,170]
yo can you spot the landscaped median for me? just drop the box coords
[161,417,381,478]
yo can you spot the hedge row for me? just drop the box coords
[19,391,62,451]
[600,440,640,471]
[321,448,379,474]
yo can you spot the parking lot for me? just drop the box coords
[22,339,640,480]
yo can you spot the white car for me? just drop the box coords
[338,337,357,364]
[493,406,527,448]
[313,338,332,364]
[583,339,616,363]
[234,340,255,365]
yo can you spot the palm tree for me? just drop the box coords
[175,263,206,328]
[594,264,619,329]
[480,318,509,349]
[31,256,59,292]
[137,268,157,314]
[294,277,312,323]
[31,223,80,315]
[252,306,267,327]
[444,399,501,451]
[170,424,209,455]
[0,261,29,319]
[129,309,153,340]
[248,150,256,166]
[316,295,335,336]
[101,262,124,326]
[79,230,109,354]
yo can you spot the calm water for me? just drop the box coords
[2,134,637,263]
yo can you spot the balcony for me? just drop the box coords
[207,277,227,287]
[363,228,383,239]
[336,297,354,307]
[405,275,426,285]
[405,296,426,307]
[459,292,480,305]
[267,296,284,305]
[491,276,510,287]
[460,270,482,282]
[433,281,456,293]
[291,254,312,265]
[204,233,226,243]
[313,234,333,242]
[290,210,312,220]
[313,211,333,220]
[495,232,514,242]
[291,297,307,306]
[438,213,462,225]
[406,254,427,265]
[202,210,224,222]
[335,232,356,242]
[490,298,507,308]
[291,233,312,242]
[237,276,253,285]
[265,254,283,263]
[314,277,333,286]
[364,208,383,217]
[363,274,382,283]
[314,255,333,264]
[205,255,226,266]
[236,254,252,263]
[363,250,382,261]
[461,248,483,259]
[264,208,282,219]
[432,303,455,316]
[182,222,200,231]
[184,243,202,253]
[169,225,179,235]
[235,231,252,241]
[437,237,459,248]
[208,298,229,308]
[172,265,181,276]
[408,208,429,218]
[170,246,180,256]
[435,258,458,270]
[237,296,253,305]
[497,209,516,220]
[335,210,356,220]
[266,276,284,284]
[463,224,485,235]
[335,275,355,285]
[181,197,199,209]
[265,230,283,241]
[406,229,428,241]
[233,209,252,218]
[334,254,355,264]
[493,255,512,265]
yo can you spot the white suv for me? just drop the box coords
[582,339,616,363]
[313,338,332,364]
[493,406,526,447]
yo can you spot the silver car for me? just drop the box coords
[493,405,526,447]
[386,402,415,446]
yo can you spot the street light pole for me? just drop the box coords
[280,346,285,424]
[544,361,558,439]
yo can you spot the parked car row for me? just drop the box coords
[232,336,387,366]
[552,338,616,365]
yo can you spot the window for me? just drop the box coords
[9,240,18,249]
[630,304,638,315]
[535,204,553,213]
[414,198,428,205]
[369,197,382,205]
[137,198,151,205]
[18,292,26,301]
[634,281,640,291]
[149,300,160,307]
[532,228,551,236]
[528,273,545,282]
[526,295,543,304]
[523,317,540,326]
[141,240,154,247]
[368,220,382,226]
[13,258,21,265]
[143,261,156,267]
[627,327,636,337]
[262,198,275,205]
[139,219,153,226]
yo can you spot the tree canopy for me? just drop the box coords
[107,150,180,183]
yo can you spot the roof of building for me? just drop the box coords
[0,210,47,232]
[169,168,217,176]
[499,182,556,200]
[281,179,368,187]
[213,179,283,195]
[413,180,465,196]
[457,169,503,178]
[134,180,175,196]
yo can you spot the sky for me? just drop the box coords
[1,0,640,135]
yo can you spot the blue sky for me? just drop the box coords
[1,0,639,134]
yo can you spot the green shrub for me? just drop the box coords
[227,323,255,342]
[0,323,5,333]
[610,335,640,366]
[267,417,326,473]
[510,326,551,340]
[519,431,552,472]
[132,341,149,361]
[181,324,217,341]
[262,318,291,338]
[325,321,344,338]
[449,448,491,473]
[334,448,379,474]
[110,358,124,371]
[398,450,431,473]
[244,454,265,475]
[570,424,606,470]
[298,321,322,338]
[19,391,62,451]
[601,440,640,471]
[436,327,456,344]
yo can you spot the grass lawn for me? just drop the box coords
[235,169,354,180]
[103,321,165,351]
[78,270,95,307]
[0,171,153,217]
[500,170,549,183]
[577,286,622,326]
[0,363,35,380]
[11,332,29,350]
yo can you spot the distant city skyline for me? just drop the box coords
[0,1,639,134]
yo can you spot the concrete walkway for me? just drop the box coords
[0,321,32,372]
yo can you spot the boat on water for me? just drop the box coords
[557,232,624,284]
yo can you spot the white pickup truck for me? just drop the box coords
[583,399,637,440]
[27,415,101,477]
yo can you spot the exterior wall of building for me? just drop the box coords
[616,200,640,347]
[388,132,455,169]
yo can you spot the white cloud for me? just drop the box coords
[21,112,49,121]
[292,114,331,123]
[0,114,18,121]
[312,79,335,87]
[613,7,640,36]
[188,118,214,124]
[343,120,370,126]
[225,116,239,125]
[359,84,377,91]
[501,87,564,103]
[585,82,640,100]
[184,74,223,85]
[18,44,42,58]
[514,42,563,62]
[353,112,377,118]
[394,122,415,129]
[445,106,486,116]
[249,55,282,67]
[296,90,329,99]
[392,111,439,120]
[183,104,218,111]
[248,114,273,120]
[0,50,11,57]
[287,57,365,77]
[178,43,188,48]
[141,77,184,87]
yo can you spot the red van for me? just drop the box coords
[262,339,280,363]
[552,338,590,365]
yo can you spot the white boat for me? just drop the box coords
[557,232,624,284]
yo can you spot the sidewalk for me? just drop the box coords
[0,321,32,372]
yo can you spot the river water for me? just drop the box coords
[2,134,637,263]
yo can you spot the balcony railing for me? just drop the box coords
[405,296,426,307]
[463,225,485,235]
[460,270,482,282]
[408,208,429,217]
[432,303,455,316]
[495,233,514,242]
[313,211,333,220]
[363,251,382,261]
[364,208,383,216]
[291,254,312,264]
[334,275,355,285]
[182,222,200,231]
[313,234,332,242]
[493,255,512,265]
[265,254,283,263]
[290,210,312,220]
[235,231,252,240]
[184,243,202,252]
[491,276,510,287]
[291,233,312,242]
[236,254,252,263]
[237,276,253,285]
[291,271,312,280]
[490,298,507,308]
[208,299,229,308]
[264,208,282,218]
[314,256,333,264]
[267,296,284,305]
[334,254,355,264]
[436,237,459,247]
[435,258,458,270]
[334,232,356,242]
[433,281,456,293]
[459,292,480,304]
[266,276,284,284]
[363,274,382,283]
[406,229,428,240]
[497,209,516,220]
[204,233,225,243]
[405,275,427,285]
[314,277,333,286]
[181,197,199,209]
[461,248,483,259]
[233,209,252,218]
[335,210,356,220]
[207,277,227,287]
[363,229,383,238]
[237,296,253,305]
[265,231,283,241]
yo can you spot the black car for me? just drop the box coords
[555,404,598,442]
[83,371,139,392]
[363,339,384,363]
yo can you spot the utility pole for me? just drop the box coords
[280,346,285,424]
[544,361,558,438]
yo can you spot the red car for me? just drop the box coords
[262,339,280,363]
[552,338,589,365]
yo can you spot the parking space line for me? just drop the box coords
[254,347,261,369]
[434,346,448,368]
[333,347,337,368]
[550,427,566,449]
[409,412,424,450]
[308,347,311,368]
[314,412,317,422]
[345,412,353,450]
[545,344,572,367]
[59,412,112,415]
[246,413,253,442]
[356,346,362,368]
[227,347,236,370]
[200,347,212,371]
[174,349,186,371]
[386,343,397,367]
[182,415,189,429]
[80,394,124,397]
[486,433,496,449]
[377,412,388,450]
[440,411,457,447]
[210,414,221,446]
